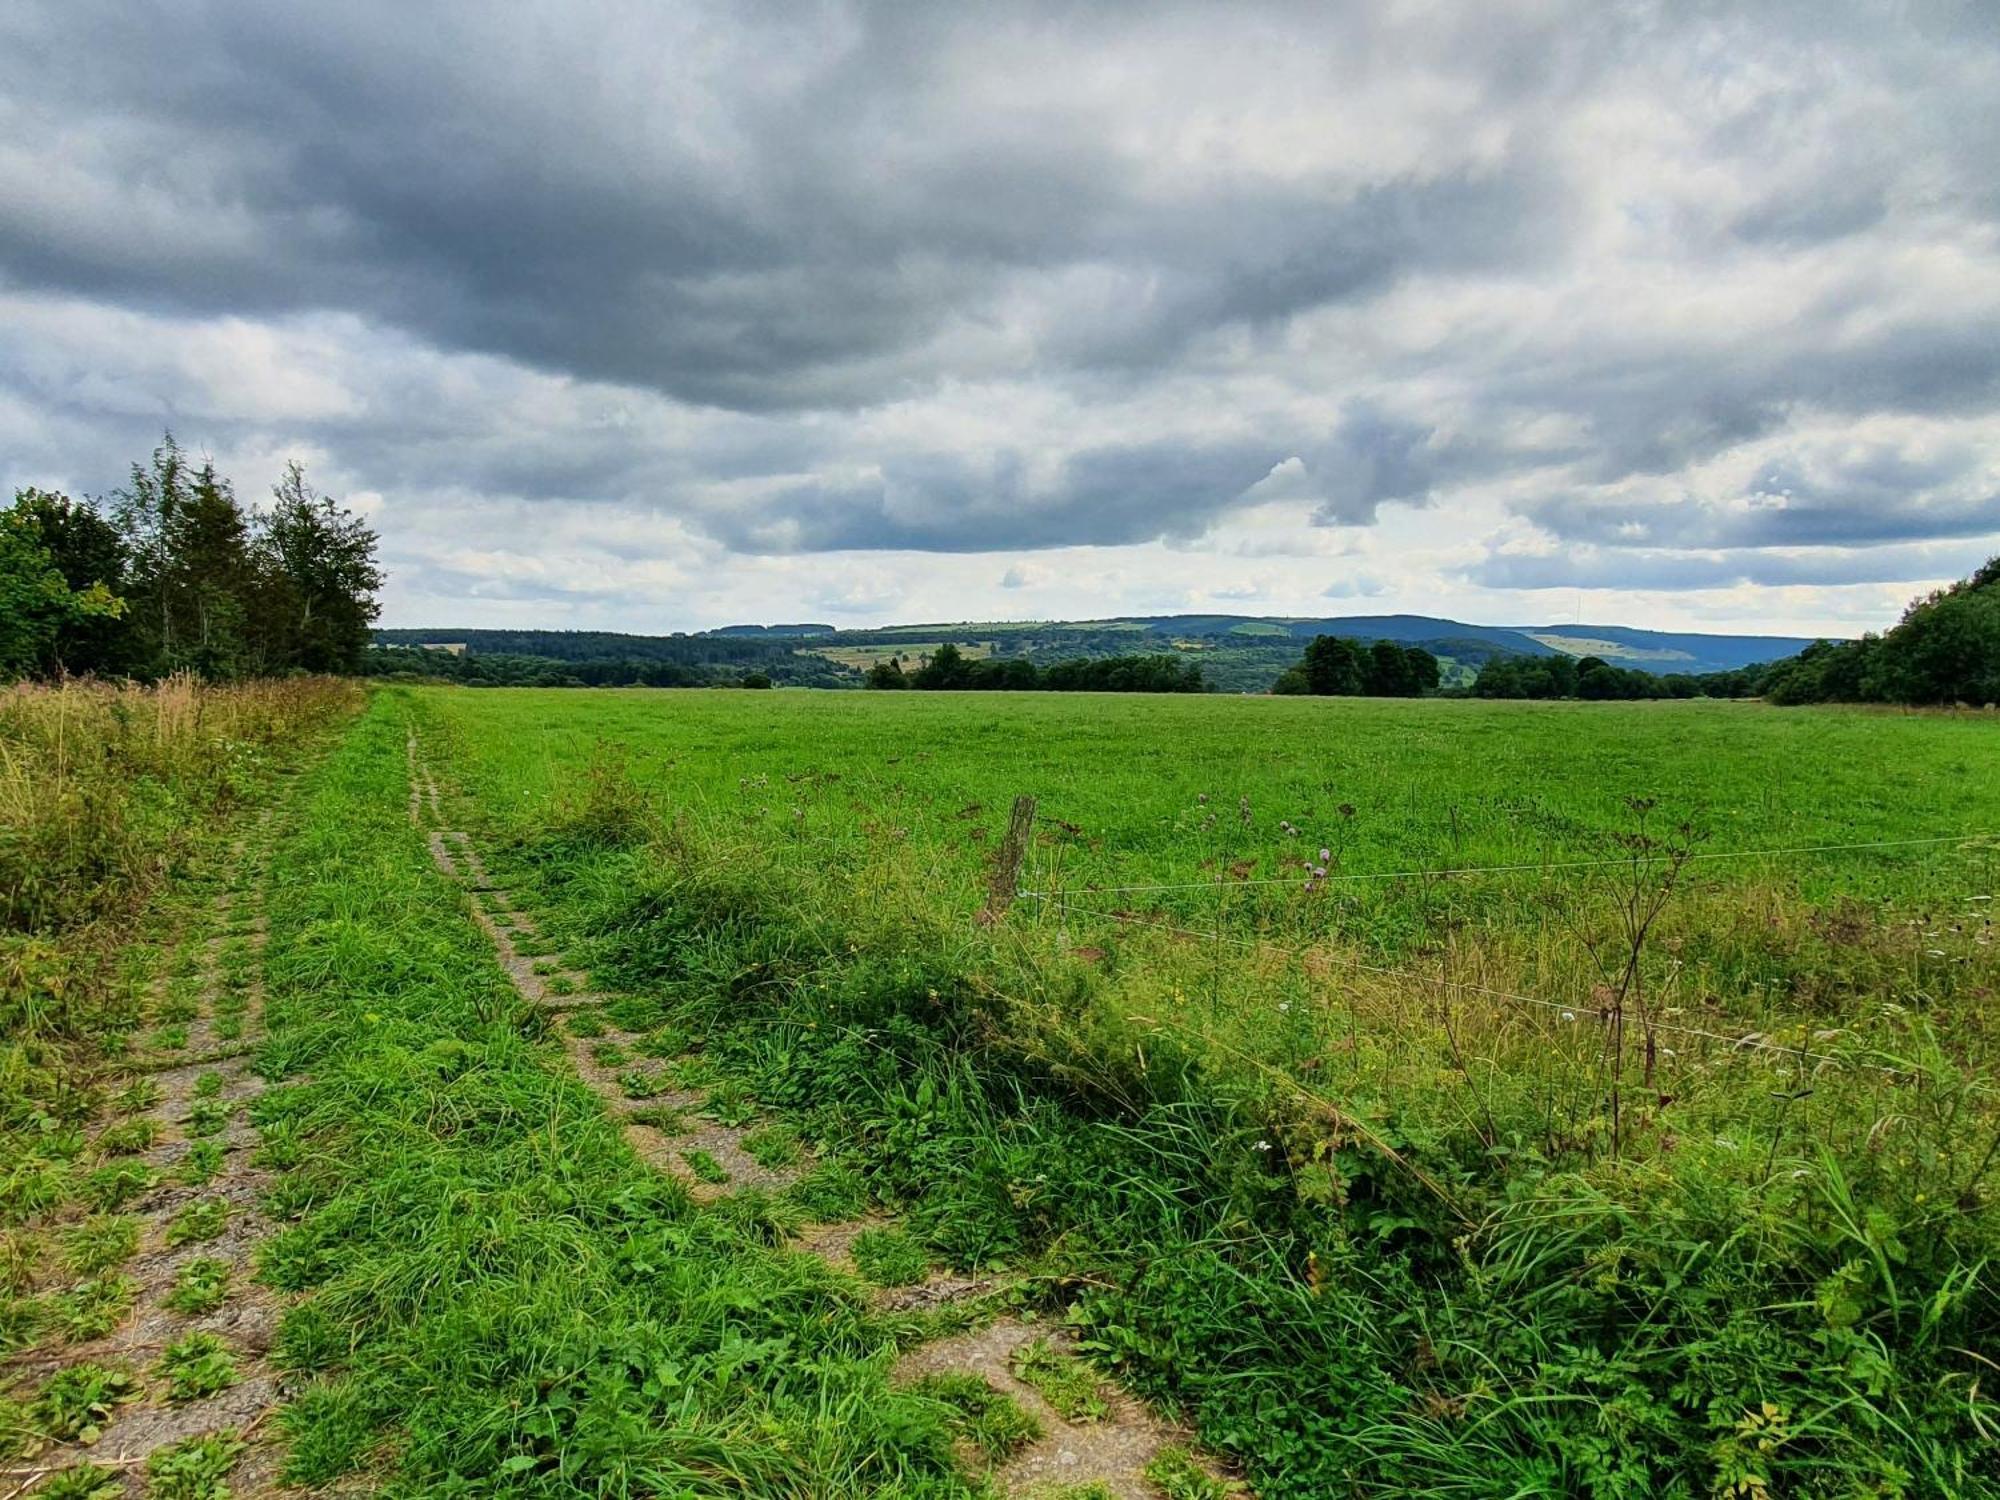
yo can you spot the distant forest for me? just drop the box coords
[862,643,1204,692]
[4,435,381,680]
[368,554,2000,706]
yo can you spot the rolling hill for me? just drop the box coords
[376,615,1825,692]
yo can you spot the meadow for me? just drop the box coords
[414,687,1998,1497]
[4,683,1995,1498]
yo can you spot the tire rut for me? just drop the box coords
[405,733,1242,1500]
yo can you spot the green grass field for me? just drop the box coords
[407,686,1996,1497]
[8,684,1996,1497]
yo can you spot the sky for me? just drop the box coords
[3,1,1997,638]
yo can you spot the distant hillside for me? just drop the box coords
[376,615,1823,692]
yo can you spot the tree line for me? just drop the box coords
[1466,554,1999,706]
[1757,557,1999,706]
[2,436,383,680]
[1470,654,1763,700]
[1272,636,1441,697]
[865,643,1206,692]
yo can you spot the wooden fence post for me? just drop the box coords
[981,794,1037,925]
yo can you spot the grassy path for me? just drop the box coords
[3,796,292,1497]
[404,713,1238,1498]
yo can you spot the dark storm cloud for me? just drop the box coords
[704,440,1283,553]
[0,0,1997,583]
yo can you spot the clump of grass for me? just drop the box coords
[1011,1340,1108,1423]
[187,1099,231,1137]
[786,1164,868,1222]
[36,1462,125,1500]
[702,1083,757,1128]
[49,1275,138,1343]
[680,1149,729,1185]
[151,1025,190,1052]
[565,1010,605,1039]
[147,1430,246,1500]
[78,1162,158,1211]
[1145,1445,1241,1498]
[851,1227,928,1287]
[114,1079,160,1113]
[741,1124,799,1170]
[617,1069,663,1100]
[634,1025,689,1059]
[627,1104,688,1134]
[34,1362,140,1442]
[589,1041,629,1067]
[93,1118,159,1157]
[194,1071,225,1099]
[157,1332,239,1400]
[61,1217,140,1276]
[166,1198,230,1246]
[0,1230,42,1292]
[164,1258,231,1315]
[178,1141,226,1186]
[912,1371,1042,1461]
[1,1294,43,1351]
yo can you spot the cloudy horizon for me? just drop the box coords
[4,1,1997,638]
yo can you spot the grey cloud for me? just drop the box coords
[1,0,1998,583]
[703,440,1281,553]
[1468,538,2000,593]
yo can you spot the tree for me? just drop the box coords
[256,462,384,673]
[912,642,972,689]
[1302,635,1365,695]
[865,657,909,689]
[108,434,195,673]
[0,507,123,678]
[161,461,258,677]
[4,489,129,674]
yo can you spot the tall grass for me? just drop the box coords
[0,674,359,1089]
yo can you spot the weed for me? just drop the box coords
[627,1104,688,1133]
[680,1148,729,1184]
[187,1099,231,1137]
[1,1295,42,1350]
[634,1025,689,1059]
[194,1071,225,1099]
[851,1228,928,1287]
[61,1217,140,1276]
[564,1010,605,1039]
[164,1257,231,1315]
[1145,1445,1241,1498]
[152,1024,190,1051]
[34,1362,140,1442]
[177,1141,226,1186]
[911,1371,1042,1461]
[616,1068,663,1099]
[93,1118,158,1157]
[48,1275,138,1343]
[166,1198,229,1246]
[0,1230,42,1292]
[589,1041,628,1067]
[113,1080,160,1113]
[147,1430,247,1500]
[702,1082,758,1128]
[35,1463,125,1500]
[1012,1340,1108,1423]
[78,1161,158,1211]
[741,1124,800,1170]
[157,1332,240,1400]
[787,1164,868,1222]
